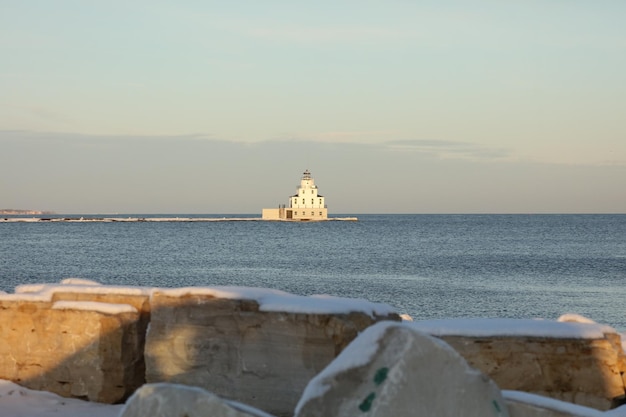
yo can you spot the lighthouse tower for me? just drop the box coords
[288,170,327,220]
[261,170,328,220]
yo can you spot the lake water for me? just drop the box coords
[2,214,625,330]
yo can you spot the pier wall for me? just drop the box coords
[261,208,281,220]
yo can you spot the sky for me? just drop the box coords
[1,1,625,214]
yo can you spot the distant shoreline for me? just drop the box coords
[0,209,55,215]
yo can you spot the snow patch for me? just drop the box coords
[0,292,53,302]
[154,286,397,317]
[14,284,48,294]
[607,405,626,417]
[503,390,604,417]
[14,283,153,299]
[52,301,138,315]
[558,313,599,324]
[59,278,102,286]
[0,379,122,417]
[5,282,396,317]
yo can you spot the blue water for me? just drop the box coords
[2,214,625,329]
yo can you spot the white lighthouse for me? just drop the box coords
[262,170,328,220]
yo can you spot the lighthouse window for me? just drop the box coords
[294,211,297,215]
[302,198,305,204]
[311,199,314,204]
[311,211,314,216]
[319,212,322,216]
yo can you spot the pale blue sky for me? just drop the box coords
[1,1,625,213]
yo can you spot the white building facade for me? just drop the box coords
[262,170,328,220]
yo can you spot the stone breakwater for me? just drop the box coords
[1,280,626,417]
[0,216,358,222]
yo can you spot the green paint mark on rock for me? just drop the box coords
[359,392,376,412]
[358,367,388,412]
[492,399,502,415]
[373,367,389,386]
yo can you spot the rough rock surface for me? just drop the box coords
[145,290,400,417]
[295,321,509,417]
[0,300,144,403]
[430,333,626,410]
[120,383,275,417]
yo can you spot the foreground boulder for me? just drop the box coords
[0,297,144,403]
[295,321,509,417]
[145,287,400,417]
[120,383,274,417]
[411,318,626,411]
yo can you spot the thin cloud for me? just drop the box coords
[296,130,399,144]
[243,24,415,44]
[386,139,511,160]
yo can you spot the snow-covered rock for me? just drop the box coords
[295,321,509,417]
[12,281,153,315]
[145,287,400,417]
[7,281,626,416]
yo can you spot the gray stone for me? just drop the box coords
[295,321,509,417]
[119,383,275,417]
